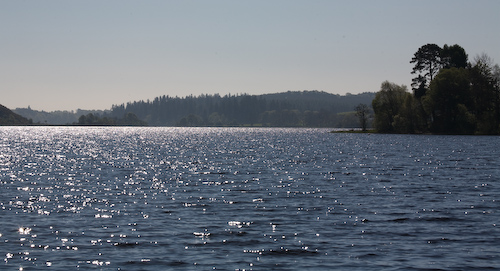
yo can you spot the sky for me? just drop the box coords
[1,0,500,111]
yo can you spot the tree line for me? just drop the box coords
[76,112,147,126]
[106,91,375,127]
[373,44,500,134]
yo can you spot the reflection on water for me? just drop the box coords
[1,127,499,270]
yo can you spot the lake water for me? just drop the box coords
[1,127,499,270]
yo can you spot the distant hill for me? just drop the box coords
[0,104,32,125]
[14,107,110,125]
[12,91,376,127]
[259,91,375,113]
[106,90,376,127]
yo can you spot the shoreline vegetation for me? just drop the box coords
[371,44,500,135]
[3,44,499,134]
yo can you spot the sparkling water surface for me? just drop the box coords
[1,127,499,270]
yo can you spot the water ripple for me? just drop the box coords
[0,127,499,270]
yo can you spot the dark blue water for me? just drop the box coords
[1,127,499,270]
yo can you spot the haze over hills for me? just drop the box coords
[13,91,376,127]
[13,107,110,125]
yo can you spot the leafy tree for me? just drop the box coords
[441,44,468,69]
[78,113,97,124]
[372,81,408,132]
[410,44,443,95]
[354,103,370,131]
[424,67,474,134]
[120,112,147,126]
[177,114,203,126]
[392,92,421,133]
[409,43,469,132]
[207,112,227,126]
[469,53,500,134]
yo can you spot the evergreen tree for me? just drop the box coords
[410,44,443,96]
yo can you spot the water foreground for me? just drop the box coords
[1,127,499,270]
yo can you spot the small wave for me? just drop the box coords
[226,230,248,236]
[390,218,410,223]
[125,259,164,265]
[228,221,251,228]
[426,237,454,244]
[422,216,464,222]
[194,171,228,175]
[220,238,265,246]
[168,260,188,266]
[243,246,318,256]
[113,242,140,248]
[357,253,379,258]
[193,232,211,237]
[261,247,318,256]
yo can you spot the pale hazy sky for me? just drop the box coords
[2,0,499,111]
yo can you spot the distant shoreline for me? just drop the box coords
[329,129,375,134]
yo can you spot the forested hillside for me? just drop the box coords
[107,91,375,127]
[0,104,32,125]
